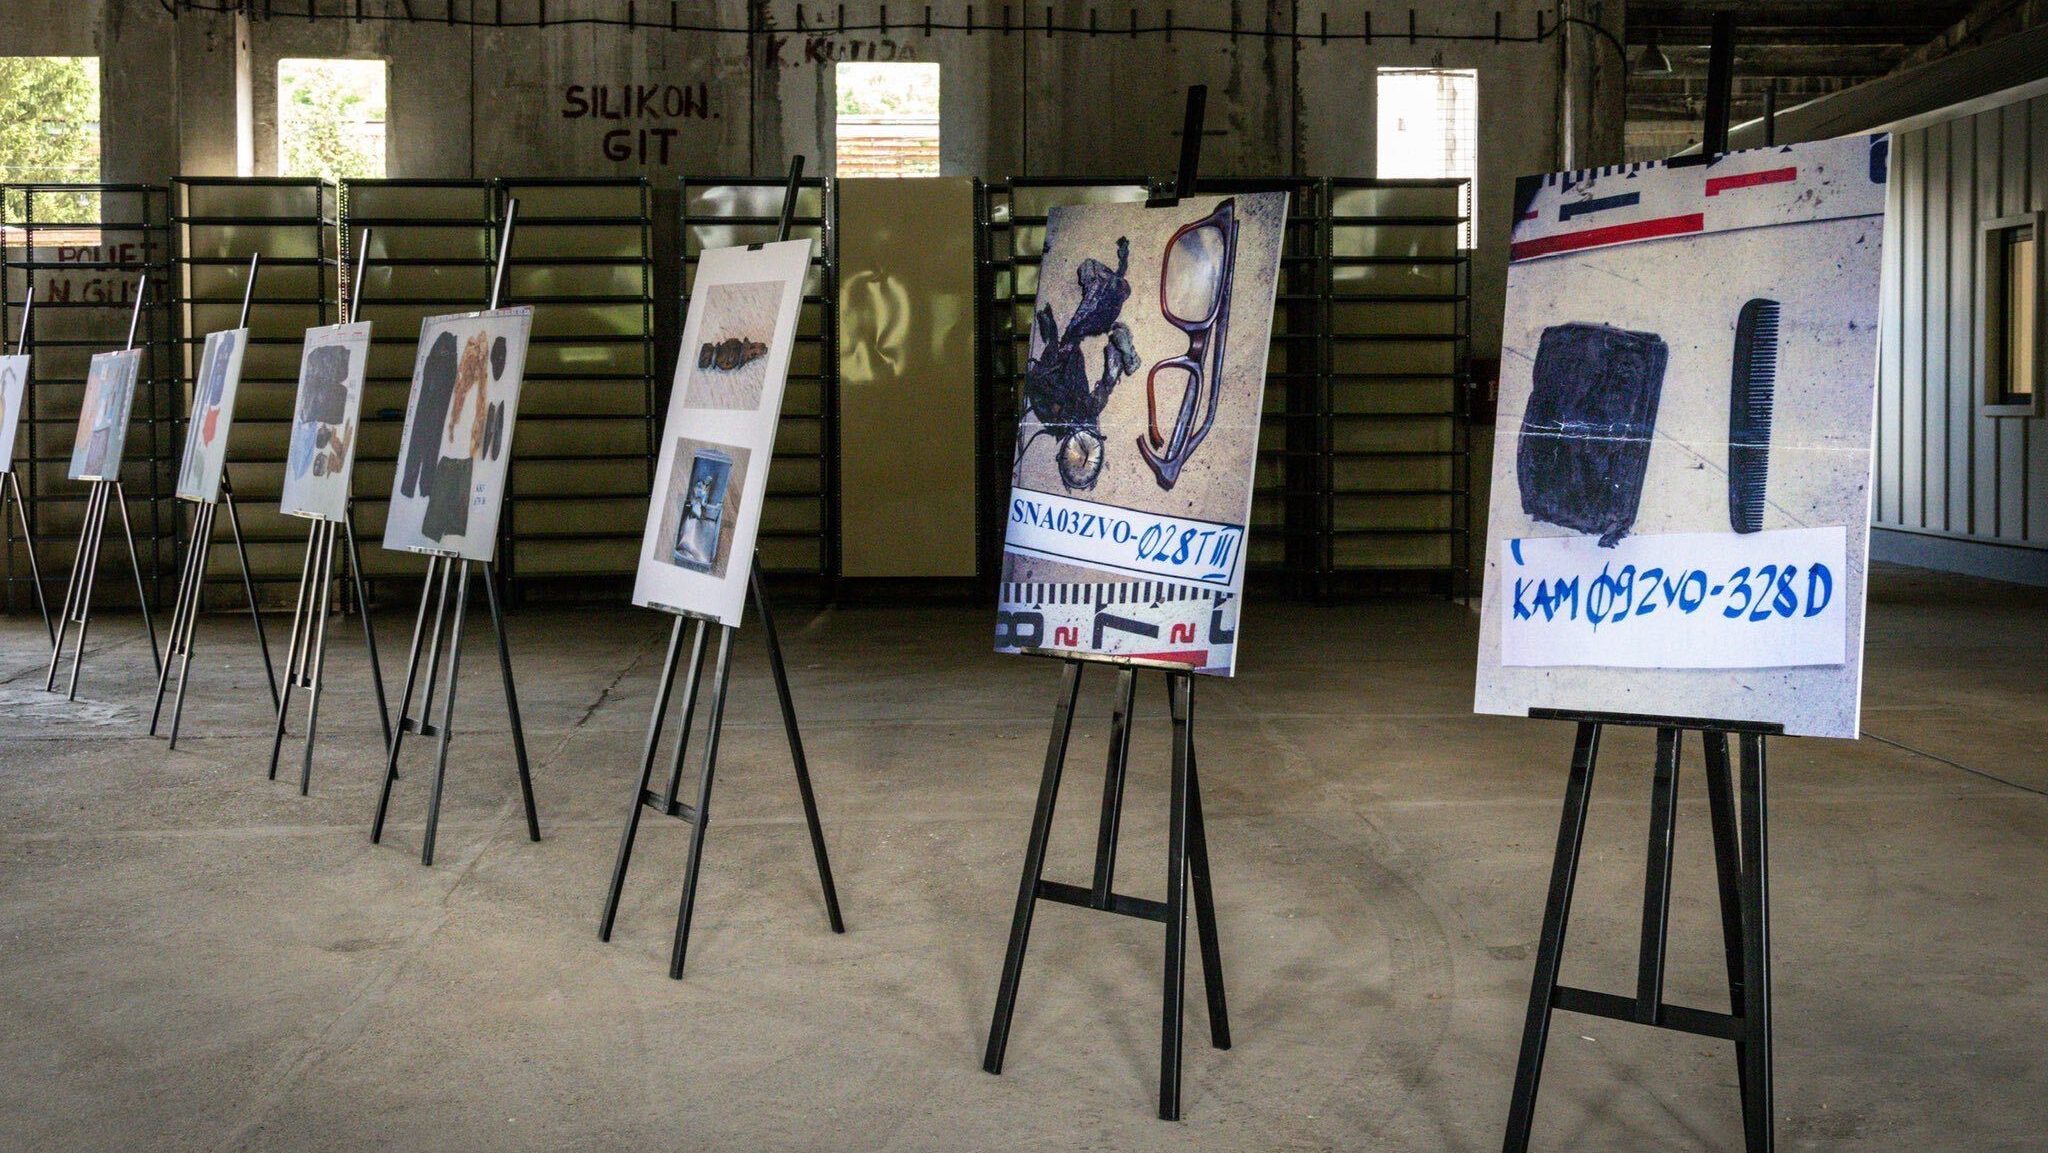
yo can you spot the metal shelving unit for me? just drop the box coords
[1,184,177,612]
[171,177,340,596]
[679,174,839,582]
[337,179,496,591]
[494,178,656,596]
[1324,178,1472,595]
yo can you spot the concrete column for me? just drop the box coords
[101,0,180,185]
[1557,0,1626,169]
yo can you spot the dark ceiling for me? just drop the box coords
[1625,1,1981,124]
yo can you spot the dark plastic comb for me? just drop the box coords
[1728,298,1780,534]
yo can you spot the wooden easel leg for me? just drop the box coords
[374,557,447,844]
[1182,689,1230,1051]
[670,625,735,979]
[111,482,160,677]
[344,509,392,753]
[600,614,686,942]
[420,561,473,867]
[1090,666,1138,906]
[299,524,339,795]
[984,659,1084,1076]
[8,472,55,645]
[750,564,844,933]
[1160,671,1194,1121]
[1502,721,1603,1153]
[483,563,539,842]
[268,523,320,779]
[1738,734,1774,1153]
[1703,730,1752,1115]
[221,479,278,708]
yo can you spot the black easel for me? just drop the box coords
[982,86,1231,1123]
[1501,713,1776,1153]
[2,286,54,644]
[46,278,162,699]
[150,253,279,746]
[371,201,540,866]
[1503,19,1779,1152]
[268,229,392,791]
[599,154,845,979]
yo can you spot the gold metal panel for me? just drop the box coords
[836,178,977,578]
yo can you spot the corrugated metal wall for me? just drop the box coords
[1878,90,2048,548]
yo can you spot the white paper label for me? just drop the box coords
[1500,527,1848,669]
[1004,489,1244,586]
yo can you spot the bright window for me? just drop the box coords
[0,57,101,223]
[1982,214,2042,414]
[1377,67,1477,248]
[279,59,388,181]
[836,63,940,177]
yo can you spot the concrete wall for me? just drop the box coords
[20,1,1620,359]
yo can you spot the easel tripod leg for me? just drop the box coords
[1502,721,1603,1153]
[750,565,843,932]
[1090,667,1138,906]
[56,483,107,697]
[670,626,735,980]
[420,562,473,867]
[268,523,320,778]
[1703,731,1752,1113]
[600,614,686,942]
[982,659,1084,1076]
[66,484,113,700]
[166,506,217,750]
[300,524,339,795]
[483,564,539,842]
[344,509,392,753]
[1738,734,1774,1153]
[1181,692,1230,1050]
[9,472,54,645]
[222,481,278,708]
[149,501,204,733]
[112,482,161,676]
[374,557,446,843]
[46,482,95,689]
[1159,671,1194,1122]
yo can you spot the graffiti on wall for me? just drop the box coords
[759,35,924,67]
[561,82,716,164]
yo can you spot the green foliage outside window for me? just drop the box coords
[0,56,102,226]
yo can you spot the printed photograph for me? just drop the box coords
[1474,135,1890,738]
[653,436,750,580]
[383,307,531,562]
[680,279,787,411]
[175,328,246,503]
[0,354,27,475]
[281,322,373,522]
[996,192,1290,675]
[69,349,144,482]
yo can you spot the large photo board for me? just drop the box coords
[1475,134,1890,738]
[281,321,373,522]
[383,307,532,562]
[632,239,809,626]
[0,354,27,474]
[69,349,144,482]
[174,328,248,502]
[995,192,1288,675]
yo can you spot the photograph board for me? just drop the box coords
[632,239,810,627]
[383,307,532,562]
[994,191,1289,675]
[1474,134,1890,738]
[174,328,248,503]
[0,354,27,475]
[280,321,374,522]
[68,349,144,483]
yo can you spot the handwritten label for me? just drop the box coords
[1006,489,1242,586]
[561,83,715,164]
[1500,527,1848,669]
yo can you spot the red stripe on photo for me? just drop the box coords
[1509,213,1704,261]
[1705,166,1797,196]
[1130,649,1209,666]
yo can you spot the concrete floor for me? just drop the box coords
[0,564,2043,1152]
